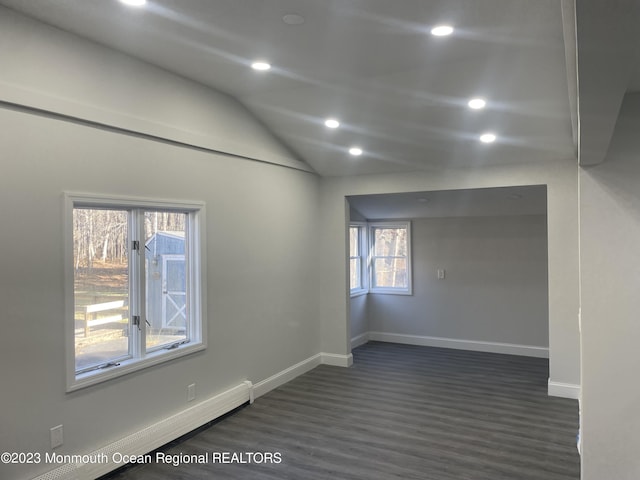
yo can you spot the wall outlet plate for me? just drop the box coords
[50,425,64,448]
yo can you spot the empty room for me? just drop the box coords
[1,1,639,480]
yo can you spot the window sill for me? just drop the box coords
[350,289,368,298]
[369,288,413,296]
[67,341,205,392]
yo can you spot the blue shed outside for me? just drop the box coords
[145,231,186,332]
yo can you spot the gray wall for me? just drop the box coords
[367,215,549,348]
[350,295,368,342]
[579,93,640,479]
[0,9,320,479]
[320,161,580,388]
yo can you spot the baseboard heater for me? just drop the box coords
[32,382,253,480]
[31,351,353,480]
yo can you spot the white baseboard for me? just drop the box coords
[368,331,550,358]
[251,352,353,400]
[251,353,322,399]
[322,352,353,367]
[33,383,251,480]
[351,332,369,349]
[548,379,581,399]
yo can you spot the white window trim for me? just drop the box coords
[64,192,207,392]
[368,221,412,296]
[349,222,368,297]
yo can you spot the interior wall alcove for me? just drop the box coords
[346,185,549,362]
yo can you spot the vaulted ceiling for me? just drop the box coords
[0,0,637,177]
[0,0,577,177]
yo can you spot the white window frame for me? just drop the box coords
[368,221,412,295]
[349,223,368,297]
[64,193,207,391]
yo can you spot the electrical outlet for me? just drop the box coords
[437,268,446,279]
[187,383,196,402]
[50,425,64,449]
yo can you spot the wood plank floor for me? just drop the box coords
[105,342,580,479]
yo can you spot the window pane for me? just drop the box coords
[350,258,361,290]
[73,208,130,372]
[349,227,359,256]
[373,228,407,256]
[144,211,188,350]
[373,257,407,288]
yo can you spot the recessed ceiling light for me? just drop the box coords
[430,25,454,36]
[283,14,305,25]
[349,147,363,156]
[324,118,340,129]
[468,98,486,110]
[119,0,146,6]
[479,133,497,143]
[251,61,271,71]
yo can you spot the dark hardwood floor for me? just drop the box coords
[105,342,580,479]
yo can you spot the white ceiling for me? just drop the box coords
[348,185,546,220]
[0,0,576,176]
